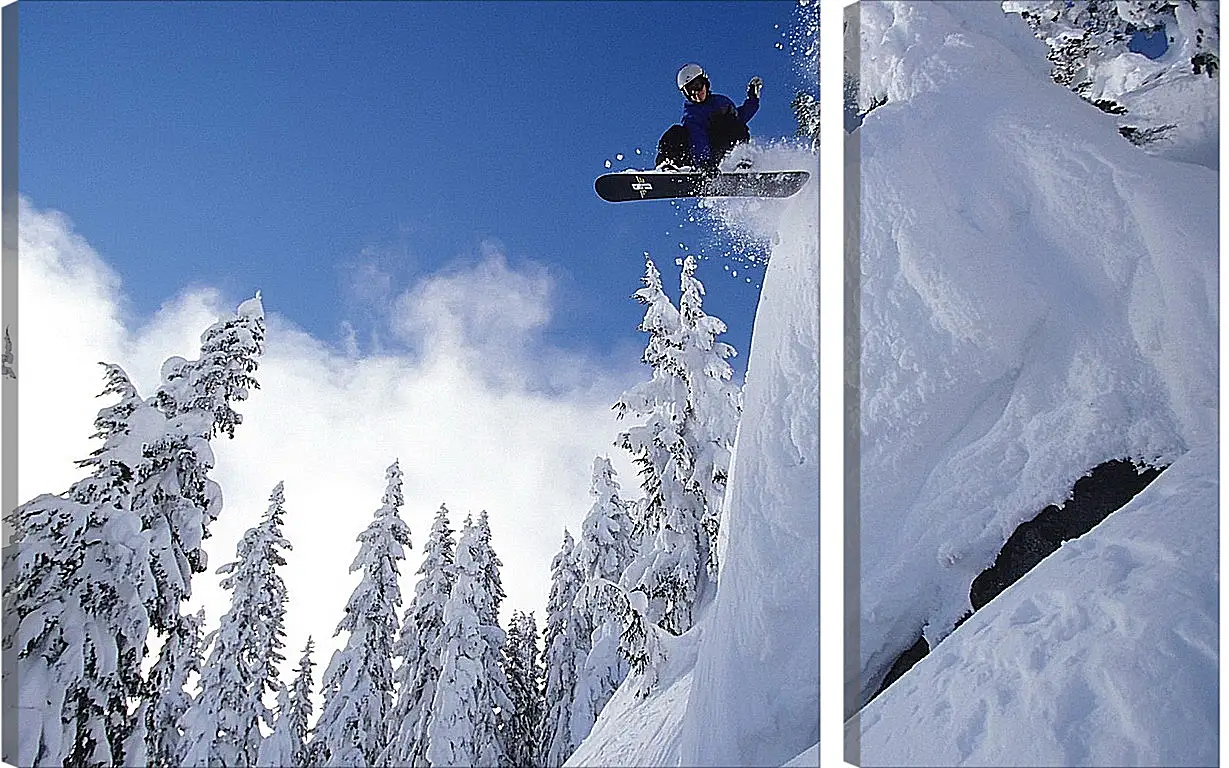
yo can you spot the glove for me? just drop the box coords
[747,76,763,99]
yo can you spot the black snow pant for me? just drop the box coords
[656,112,750,171]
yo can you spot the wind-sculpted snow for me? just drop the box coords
[567,144,819,767]
[854,444,1218,766]
[679,144,819,768]
[853,0,1218,713]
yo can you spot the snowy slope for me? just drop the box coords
[1092,51,1220,170]
[677,145,819,768]
[852,0,1218,714]
[567,627,701,768]
[567,144,819,767]
[853,443,1218,767]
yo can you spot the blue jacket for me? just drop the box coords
[682,92,759,164]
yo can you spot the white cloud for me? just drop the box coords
[391,242,553,363]
[12,197,642,683]
[15,196,132,497]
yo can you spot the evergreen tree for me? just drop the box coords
[615,257,687,546]
[571,457,636,743]
[255,685,298,768]
[4,297,264,768]
[3,364,152,767]
[427,515,513,768]
[790,0,819,146]
[138,294,267,635]
[574,458,636,606]
[473,509,505,626]
[792,91,820,146]
[676,253,741,580]
[501,610,544,768]
[263,637,316,768]
[615,257,740,637]
[384,504,456,767]
[285,638,317,768]
[130,609,206,768]
[179,481,293,767]
[538,530,587,767]
[607,580,668,699]
[313,461,411,767]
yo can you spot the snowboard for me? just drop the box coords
[595,169,810,203]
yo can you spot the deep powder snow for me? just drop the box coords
[567,143,820,767]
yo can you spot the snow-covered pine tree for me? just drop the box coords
[790,0,819,147]
[3,364,153,767]
[615,257,686,548]
[575,458,636,603]
[501,610,544,767]
[284,638,317,768]
[5,293,264,768]
[178,622,245,768]
[137,294,266,635]
[677,253,741,580]
[606,580,667,699]
[571,457,636,743]
[615,256,740,637]
[313,461,411,767]
[474,509,505,626]
[130,609,206,768]
[253,639,315,768]
[179,481,293,767]
[254,685,297,768]
[538,530,588,767]
[615,256,697,640]
[152,292,266,440]
[792,91,820,145]
[384,504,456,767]
[426,515,513,768]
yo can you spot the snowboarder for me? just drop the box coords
[656,63,761,173]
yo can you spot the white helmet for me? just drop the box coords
[676,63,706,92]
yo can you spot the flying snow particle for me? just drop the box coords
[605,160,612,168]
[616,153,624,161]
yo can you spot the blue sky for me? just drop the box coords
[19,0,811,379]
[16,0,816,655]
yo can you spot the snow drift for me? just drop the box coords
[852,443,1218,766]
[849,1,1217,764]
[567,143,820,767]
